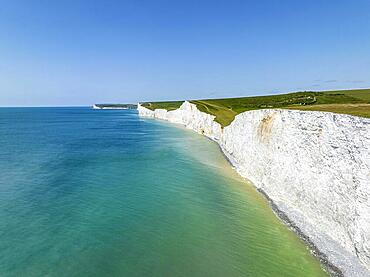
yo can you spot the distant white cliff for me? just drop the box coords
[93,103,138,110]
[93,104,129,109]
[138,101,370,277]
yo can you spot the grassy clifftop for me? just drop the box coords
[141,88,370,127]
[140,101,184,111]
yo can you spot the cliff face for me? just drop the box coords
[138,101,370,276]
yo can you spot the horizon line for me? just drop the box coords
[1,86,368,108]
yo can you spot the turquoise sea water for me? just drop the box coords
[0,108,327,276]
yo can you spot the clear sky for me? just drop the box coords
[0,0,369,106]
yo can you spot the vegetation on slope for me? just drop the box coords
[141,89,370,127]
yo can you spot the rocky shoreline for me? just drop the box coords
[215,139,343,277]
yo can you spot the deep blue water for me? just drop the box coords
[0,107,326,276]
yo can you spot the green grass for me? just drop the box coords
[338,89,370,102]
[141,101,183,111]
[286,104,370,118]
[141,88,370,127]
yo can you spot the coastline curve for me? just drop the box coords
[137,101,370,277]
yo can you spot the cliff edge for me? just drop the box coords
[138,101,370,276]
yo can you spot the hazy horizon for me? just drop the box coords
[1,0,369,106]
[0,86,369,108]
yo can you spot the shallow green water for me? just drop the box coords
[0,108,327,276]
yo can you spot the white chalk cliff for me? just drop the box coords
[138,101,370,276]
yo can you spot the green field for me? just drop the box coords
[141,89,370,127]
[141,101,184,111]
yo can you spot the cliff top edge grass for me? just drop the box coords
[141,88,370,127]
[140,101,184,111]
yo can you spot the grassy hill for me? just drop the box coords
[141,88,370,127]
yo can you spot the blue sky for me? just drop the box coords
[0,0,369,106]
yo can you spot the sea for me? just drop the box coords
[0,107,327,276]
